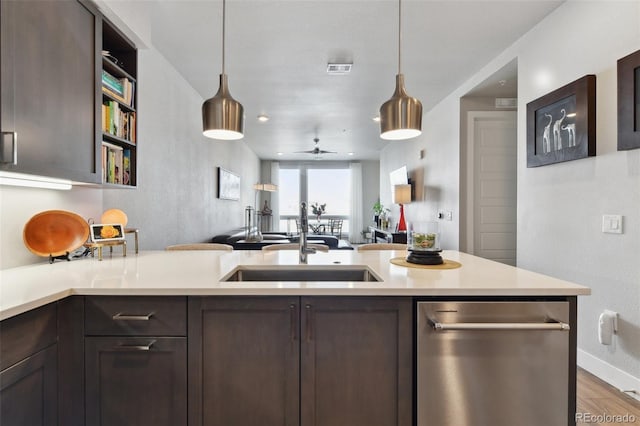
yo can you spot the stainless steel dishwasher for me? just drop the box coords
[417,301,571,426]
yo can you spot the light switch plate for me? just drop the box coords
[602,214,623,234]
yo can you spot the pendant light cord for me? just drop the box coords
[222,0,226,74]
[398,0,402,74]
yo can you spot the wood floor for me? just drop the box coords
[577,368,640,425]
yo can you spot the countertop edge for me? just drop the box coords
[1,286,590,321]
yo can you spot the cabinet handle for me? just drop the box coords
[114,340,156,351]
[289,304,297,341]
[0,132,17,165]
[112,312,154,321]
[429,319,570,331]
[305,304,313,342]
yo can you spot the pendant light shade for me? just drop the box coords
[379,0,422,140]
[202,0,244,140]
[202,74,244,140]
[380,74,422,140]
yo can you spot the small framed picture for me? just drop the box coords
[618,49,640,151]
[217,167,241,200]
[90,224,125,242]
[526,74,596,167]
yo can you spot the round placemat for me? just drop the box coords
[390,257,462,270]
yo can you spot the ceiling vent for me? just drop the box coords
[327,63,352,74]
[495,98,517,108]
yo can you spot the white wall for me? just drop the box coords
[0,186,103,269]
[103,46,259,249]
[0,1,260,268]
[361,160,380,228]
[382,0,639,391]
[515,1,640,389]
[380,94,461,250]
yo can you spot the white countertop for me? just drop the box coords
[0,250,590,320]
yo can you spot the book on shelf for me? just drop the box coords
[102,100,136,143]
[102,141,125,185]
[101,69,135,108]
[123,149,131,185]
[101,70,124,96]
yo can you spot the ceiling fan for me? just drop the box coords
[295,138,337,157]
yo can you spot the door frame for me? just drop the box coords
[464,110,517,257]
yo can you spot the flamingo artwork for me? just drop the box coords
[562,122,576,147]
[542,113,553,154]
[552,109,566,151]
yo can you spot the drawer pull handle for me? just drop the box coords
[114,340,156,351]
[112,312,154,321]
[429,319,570,331]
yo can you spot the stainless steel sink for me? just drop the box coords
[221,265,381,282]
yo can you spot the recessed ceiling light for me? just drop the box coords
[372,116,381,122]
[277,152,283,156]
[348,152,354,156]
[257,114,269,122]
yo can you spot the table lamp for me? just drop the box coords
[393,184,411,232]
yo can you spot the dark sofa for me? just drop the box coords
[211,228,353,250]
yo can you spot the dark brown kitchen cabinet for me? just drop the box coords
[188,297,301,426]
[84,337,187,426]
[300,297,412,426]
[188,296,412,426]
[84,296,188,426]
[0,0,101,183]
[0,303,58,426]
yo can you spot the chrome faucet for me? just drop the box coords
[299,202,316,264]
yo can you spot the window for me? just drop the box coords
[277,165,352,235]
[308,168,351,216]
[278,168,300,216]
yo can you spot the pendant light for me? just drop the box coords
[202,0,244,140]
[379,0,422,140]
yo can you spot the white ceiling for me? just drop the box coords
[146,0,563,161]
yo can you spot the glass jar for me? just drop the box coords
[407,221,443,265]
[408,222,440,251]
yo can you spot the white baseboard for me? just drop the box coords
[577,349,640,401]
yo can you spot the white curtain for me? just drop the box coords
[270,161,280,232]
[349,162,363,243]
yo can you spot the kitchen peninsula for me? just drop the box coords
[0,250,590,426]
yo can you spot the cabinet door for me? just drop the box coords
[0,345,58,426]
[188,297,300,426]
[0,0,100,183]
[300,297,412,426]
[85,337,187,426]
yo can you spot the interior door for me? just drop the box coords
[466,111,517,265]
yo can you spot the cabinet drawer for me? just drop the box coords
[0,303,57,371]
[85,296,186,336]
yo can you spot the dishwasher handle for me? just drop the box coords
[428,319,570,331]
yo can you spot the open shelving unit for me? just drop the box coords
[101,20,137,187]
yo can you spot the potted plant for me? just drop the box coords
[373,201,384,227]
[310,202,326,221]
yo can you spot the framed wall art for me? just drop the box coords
[526,74,596,167]
[618,49,640,151]
[217,167,241,200]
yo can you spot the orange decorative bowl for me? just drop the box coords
[23,210,90,257]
